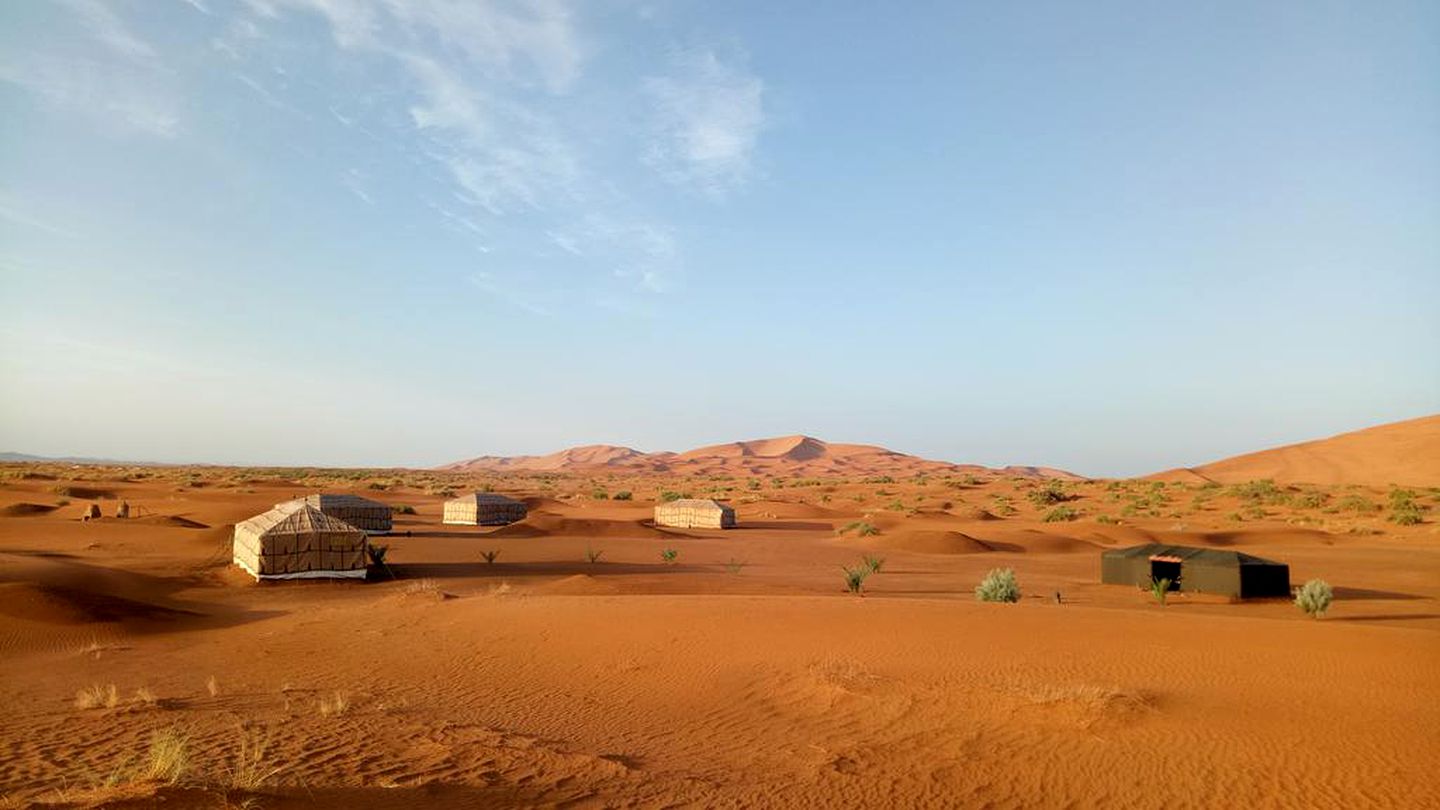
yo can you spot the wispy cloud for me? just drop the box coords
[644,48,765,196]
[1,1,179,138]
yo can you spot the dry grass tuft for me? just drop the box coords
[317,691,350,717]
[131,686,158,708]
[226,724,282,790]
[75,683,119,710]
[206,675,220,697]
[144,727,189,784]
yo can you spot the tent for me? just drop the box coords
[278,493,392,534]
[1100,543,1290,599]
[233,503,368,581]
[654,498,736,529]
[443,492,528,526]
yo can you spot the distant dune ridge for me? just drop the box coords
[1148,414,1440,488]
[442,434,1083,479]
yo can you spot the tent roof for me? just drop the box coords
[284,493,389,510]
[240,503,366,537]
[447,492,524,506]
[659,498,732,510]
[1101,543,1283,567]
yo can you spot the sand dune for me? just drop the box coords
[1149,414,1440,487]
[443,434,1079,479]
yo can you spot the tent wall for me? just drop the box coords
[1100,544,1290,599]
[297,495,393,533]
[1100,553,1147,588]
[654,501,736,529]
[233,506,369,581]
[442,495,527,526]
[1180,563,1241,597]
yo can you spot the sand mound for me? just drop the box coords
[859,530,1001,555]
[491,516,660,539]
[947,505,998,521]
[133,515,210,529]
[537,574,622,595]
[51,486,115,499]
[0,503,59,517]
[0,581,192,625]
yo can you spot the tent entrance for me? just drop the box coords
[1149,558,1182,589]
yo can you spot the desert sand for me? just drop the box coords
[1,423,1438,808]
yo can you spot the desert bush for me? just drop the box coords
[659,490,686,503]
[1228,479,1282,502]
[145,727,190,784]
[975,568,1020,603]
[318,691,350,717]
[1292,491,1329,510]
[1043,505,1079,522]
[841,564,871,594]
[660,548,679,564]
[1336,494,1380,513]
[613,490,633,501]
[131,686,157,708]
[838,520,879,537]
[1390,504,1423,525]
[481,549,500,564]
[591,488,609,500]
[585,546,604,563]
[391,504,416,515]
[862,554,885,574]
[1095,514,1119,525]
[1027,482,1071,507]
[1294,579,1333,618]
[724,558,747,574]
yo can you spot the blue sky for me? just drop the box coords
[1,1,1436,475]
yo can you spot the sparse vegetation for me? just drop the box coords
[226,724,280,790]
[391,504,416,515]
[660,548,679,564]
[724,558,747,574]
[862,554,885,574]
[318,691,350,717]
[841,563,871,595]
[75,684,119,710]
[585,545,604,563]
[1043,505,1079,522]
[613,490,633,501]
[367,544,395,579]
[838,520,879,537]
[1295,579,1333,618]
[1149,576,1175,607]
[975,568,1020,603]
[659,490,686,502]
[591,488,609,500]
[481,549,500,564]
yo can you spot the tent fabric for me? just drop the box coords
[277,493,393,534]
[233,503,369,581]
[443,492,528,526]
[654,499,736,529]
[1100,543,1290,598]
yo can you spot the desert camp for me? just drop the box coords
[232,503,369,580]
[654,498,737,529]
[279,493,393,534]
[442,492,528,525]
[1100,543,1291,599]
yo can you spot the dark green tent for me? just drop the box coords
[1100,543,1290,599]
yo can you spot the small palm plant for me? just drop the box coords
[660,548,679,564]
[481,549,500,564]
[1149,576,1176,607]
[585,545,604,564]
[724,558,747,574]
[842,564,871,595]
[862,555,885,574]
[1294,578,1333,619]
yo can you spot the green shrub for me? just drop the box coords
[591,488,609,500]
[1294,579,1333,618]
[1026,482,1071,507]
[1149,576,1175,606]
[660,548,679,564]
[838,520,879,537]
[1390,504,1423,525]
[841,564,871,594]
[1043,505,1079,522]
[1292,491,1329,510]
[1095,514,1119,525]
[1336,495,1380,513]
[612,490,633,501]
[659,491,686,503]
[974,568,1020,603]
[862,555,885,574]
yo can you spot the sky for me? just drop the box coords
[1,1,1437,476]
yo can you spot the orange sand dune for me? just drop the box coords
[1149,414,1440,487]
[443,434,1080,479]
